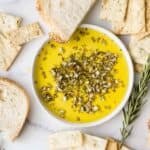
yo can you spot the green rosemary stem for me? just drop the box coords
[120,55,150,144]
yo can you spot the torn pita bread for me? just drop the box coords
[112,0,145,35]
[36,0,96,42]
[6,22,43,46]
[72,134,107,150]
[49,131,83,149]
[100,0,128,23]
[129,35,150,65]
[0,12,22,33]
[0,33,22,71]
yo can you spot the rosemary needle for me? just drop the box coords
[120,55,150,144]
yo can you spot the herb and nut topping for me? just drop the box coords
[39,49,123,114]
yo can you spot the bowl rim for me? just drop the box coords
[32,24,134,128]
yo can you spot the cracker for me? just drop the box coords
[0,12,22,33]
[0,33,21,71]
[6,22,43,45]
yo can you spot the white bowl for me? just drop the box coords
[32,24,134,128]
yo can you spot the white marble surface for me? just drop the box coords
[0,0,150,150]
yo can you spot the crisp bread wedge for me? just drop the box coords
[134,0,150,40]
[71,134,107,150]
[0,78,29,141]
[100,0,128,23]
[49,131,83,149]
[0,33,22,71]
[112,0,145,35]
[106,139,118,150]
[129,0,150,67]
[129,35,150,65]
[6,22,43,46]
[0,12,22,33]
[36,0,96,42]
[106,139,131,150]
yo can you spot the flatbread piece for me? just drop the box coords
[112,0,145,35]
[100,0,128,23]
[49,131,83,149]
[72,134,107,150]
[134,0,150,39]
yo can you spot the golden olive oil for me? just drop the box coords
[34,27,129,123]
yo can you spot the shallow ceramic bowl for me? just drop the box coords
[32,24,134,128]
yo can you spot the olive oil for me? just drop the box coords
[34,27,129,123]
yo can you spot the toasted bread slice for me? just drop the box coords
[6,22,43,46]
[36,0,96,42]
[0,12,22,33]
[0,78,30,141]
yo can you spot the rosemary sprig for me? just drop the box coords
[120,55,150,144]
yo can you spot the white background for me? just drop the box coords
[0,0,149,150]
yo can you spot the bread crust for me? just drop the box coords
[134,63,143,73]
[0,77,30,141]
[36,0,96,42]
[49,32,66,43]
[36,0,65,42]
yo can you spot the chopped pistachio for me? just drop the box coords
[92,106,99,112]
[50,49,122,113]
